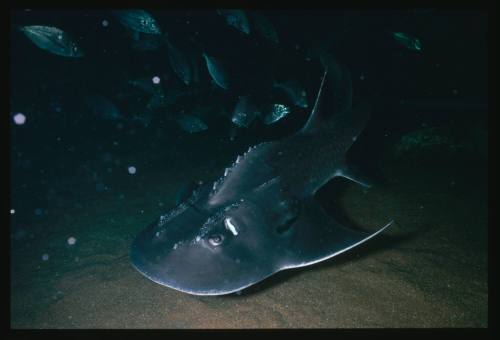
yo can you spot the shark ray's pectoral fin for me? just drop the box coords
[281,198,392,269]
[336,164,373,188]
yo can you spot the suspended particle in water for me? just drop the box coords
[10,209,15,214]
[152,76,160,84]
[34,208,43,216]
[128,166,137,175]
[102,19,109,27]
[13,113,26,125]
[42,254,49,261]
[67,236,76,245]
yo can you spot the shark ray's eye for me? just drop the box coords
[208,234,224,246]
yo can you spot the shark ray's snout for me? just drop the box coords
[131,190,281,295]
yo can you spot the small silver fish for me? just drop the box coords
[19,25,83,58]
[202,52,230,90]
[263,103,290,125]
[217,9,250,35]
[231,95,260,128]
[131,31,164,50]
[166,40,192,86]
[176,114,208,133]
[113,10,161,35]
[84,94,123,121]
[393,32,422,52]
[252,13,279,44]
[273,80,308,109]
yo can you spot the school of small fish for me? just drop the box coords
[16,10,423,136]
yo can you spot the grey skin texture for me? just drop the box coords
[131,64,393,296]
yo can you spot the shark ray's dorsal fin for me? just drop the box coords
[336,163,373,188]
[300,68,328,134]
[300,57,353,135]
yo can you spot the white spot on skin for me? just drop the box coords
[128,166,136,175]
[67,237,76,245]
[224,217,238,236]
[13,113,26,125]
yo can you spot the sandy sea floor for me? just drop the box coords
[10,136,488,328]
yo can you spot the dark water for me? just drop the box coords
[9,9,488,328]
